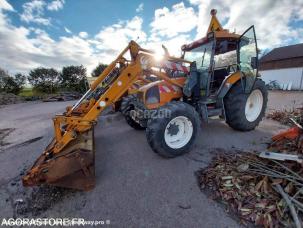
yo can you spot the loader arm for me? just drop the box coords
[22,40,189,190]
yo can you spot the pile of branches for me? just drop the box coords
[267,108,303,126]
[0,92,24,105]
[43,92,81,102]
[197,151,303,227]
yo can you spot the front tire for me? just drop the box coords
[120,95,146,130]
[146,101,200,158]
[224,79,268,131]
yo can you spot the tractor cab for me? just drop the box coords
[182,9,258,101]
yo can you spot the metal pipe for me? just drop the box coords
[71,88,92,111]
[91,44,130,90]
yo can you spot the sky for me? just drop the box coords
[0,0,303,75]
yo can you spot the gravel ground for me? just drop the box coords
[0,91,301,227]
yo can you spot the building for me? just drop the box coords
[259,43,303,90]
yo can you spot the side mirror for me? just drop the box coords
[250,57,258,69]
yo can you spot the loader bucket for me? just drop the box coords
[22,128,95,191]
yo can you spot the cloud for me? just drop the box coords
[79,31,88,38]
[189,0,303,49]
[150,2,198,38]
[146,2,198,56]
[95,16,146,57]
[146,34,191,57]
[0,5,147,74]
[47,0,65,11]
[0,0,14,11]
[64,26,72,34]
[0,3,94,73]
[20,0,50,25]
[136,3,144,12]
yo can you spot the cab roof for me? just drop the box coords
[181,9,240,52]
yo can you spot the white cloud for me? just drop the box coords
[95,16,146,57]
[20,0,50,25]
[189,0,303,49]
[0,3,94,73]
[0,5,147,74]
[136,3,144,12]
[47,0,65,11]
[79,31,88,38]
[0,0,14,11]
[150,2,198,38]
[146,2,198,57]
[145,34,191,57]
[64,26,72,34]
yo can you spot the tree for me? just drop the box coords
[14,73,26,88]
[0,68,26,94]
[5,73,26,94]
[28,67,59,93]
[0,67,9,90]
[60,65,88,93]
[91,63,108,77]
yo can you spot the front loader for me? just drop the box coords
[23,9,268,190]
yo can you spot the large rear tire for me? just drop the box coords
[224,79,268,131]
[121,95,146,130]
[146,101,200,158]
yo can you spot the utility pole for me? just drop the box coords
[300,68,303,91]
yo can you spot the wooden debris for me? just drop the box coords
[267,108,303,126]
[0,92,24,105]
[197,151,303,227]
[43,92,81,102]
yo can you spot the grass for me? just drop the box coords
[19,88,34,97]
[18,88,51,98]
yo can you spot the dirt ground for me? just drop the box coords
[0,91,302,227]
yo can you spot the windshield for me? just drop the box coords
[214,50,237,68]
[184,41,214,71]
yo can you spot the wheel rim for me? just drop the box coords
[245,89,263,122]
[164,116,193,149]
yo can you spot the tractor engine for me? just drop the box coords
[126,80,184,128]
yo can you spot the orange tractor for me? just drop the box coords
[23,9,268,190]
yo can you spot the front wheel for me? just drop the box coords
[224,79,268,131]
[120,95,146,130]
[146,101,200,158]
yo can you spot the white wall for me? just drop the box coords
[260,67,303,90]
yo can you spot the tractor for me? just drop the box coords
[23,9,267,190]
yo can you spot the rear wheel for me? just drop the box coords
[224,79,268,131]
[121,95,145,130]
[146,101,200,158]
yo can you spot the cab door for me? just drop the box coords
[237,26,258,93]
